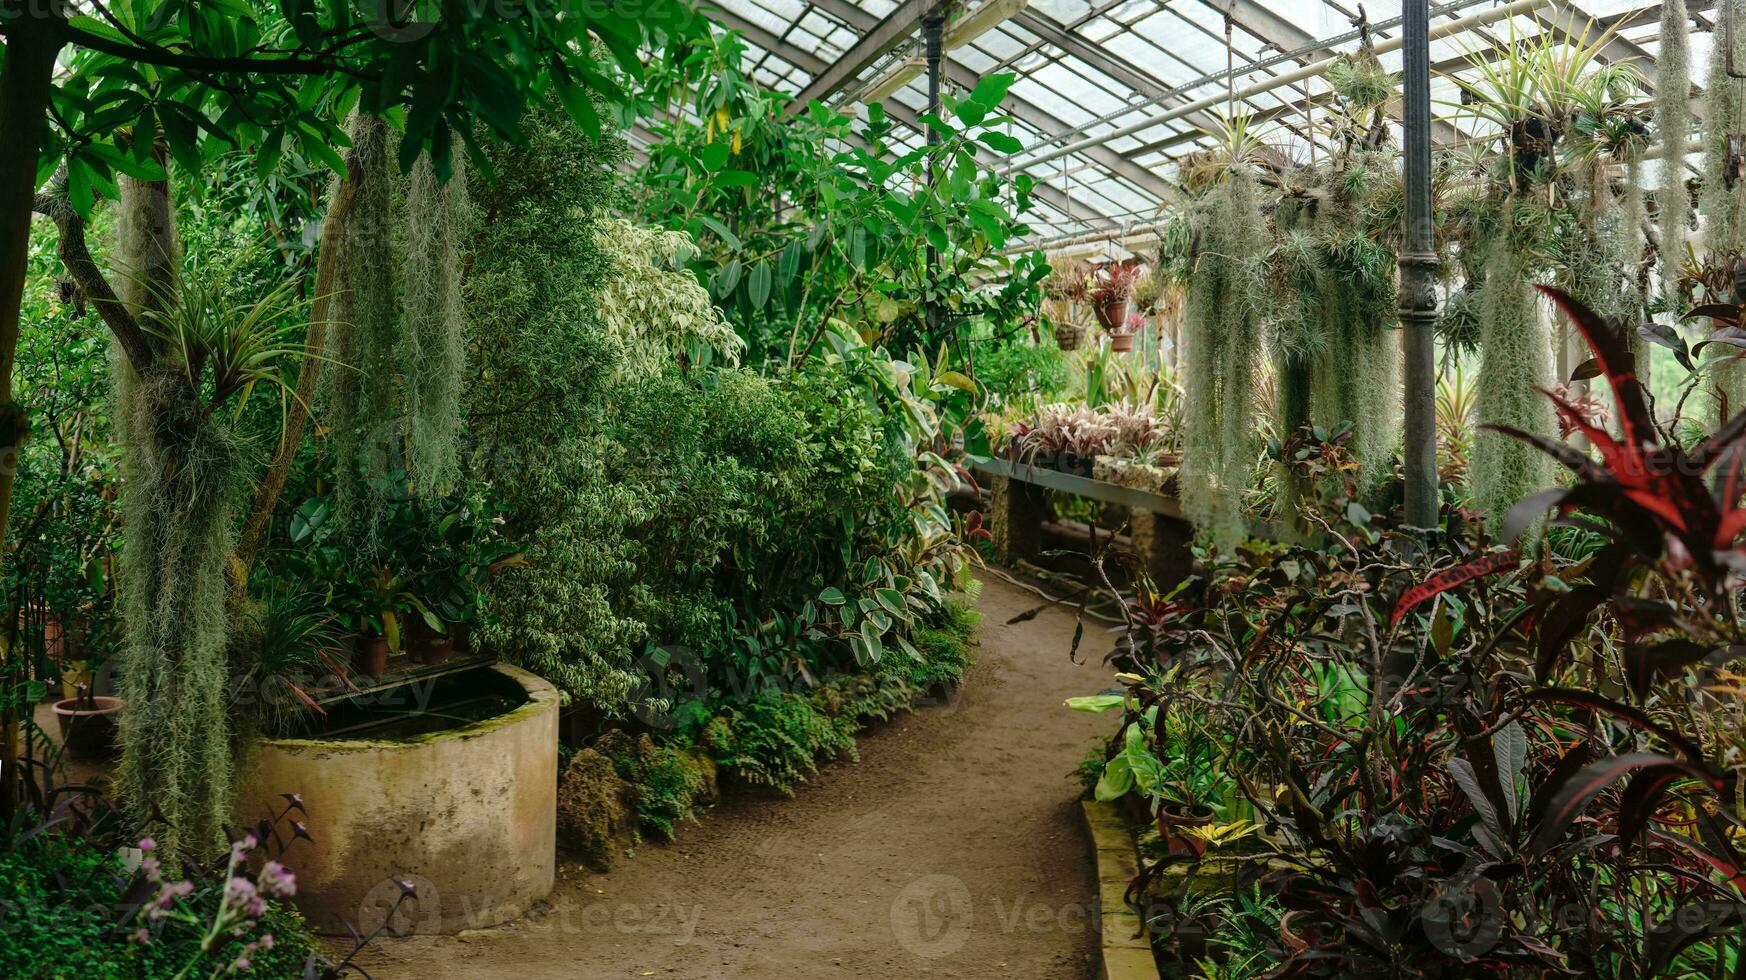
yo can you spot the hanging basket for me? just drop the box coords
[1094,294,1131,332]
[1109,331,1135,353]
[1054,321,1084,351]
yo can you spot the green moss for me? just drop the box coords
[556,747,635,869]
[595,732,716,840]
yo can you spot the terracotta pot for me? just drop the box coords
[1109,330,1136,352]
[1157,800,1216,858]
[408,620,454,666]
[354,634,390,679]
[1093,294,1130,332]
[52,696,123,761]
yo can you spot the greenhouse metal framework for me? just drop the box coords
[697,0,1712,250]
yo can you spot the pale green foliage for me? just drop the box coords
[112,360,248,859]
[1657,0,1692,302]
[1182,173,1268,549]
[1471,235,1553,536]
[464,110,644,707]
[1704,0,1746,419]
[402,151,470,493]
[594,219,742,375]
[328,113,399,533]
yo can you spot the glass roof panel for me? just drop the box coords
[695,0,1719,246]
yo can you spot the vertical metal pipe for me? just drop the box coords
[925,12,946,341]
[1399,0,1440,531]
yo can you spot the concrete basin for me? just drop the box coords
[238,663,557,935]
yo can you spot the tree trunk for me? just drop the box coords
[0,13,67,820]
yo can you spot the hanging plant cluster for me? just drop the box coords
[328,112,473,534]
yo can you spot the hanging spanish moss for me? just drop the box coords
[1182,171,1268,550]
[1309,225,1398,489]
[401,152,470,494]
[1624,157,1655,382]
[1656,0,1692,308]
[1704,0,1746,419]
[1266,154,1399,499]
[112,360,248,860]
[108,174,246,859]
[1471,225,1554,538]
[328,113,399,534]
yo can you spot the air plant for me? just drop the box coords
[131,274,325,423]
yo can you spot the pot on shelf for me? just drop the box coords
[409,620,455,667]
[52,695,123,761]
[354,634,389,679]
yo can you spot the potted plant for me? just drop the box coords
[335,564,426,678]
[1110,310,1144,353]
[51,683,123,761]
[1046,257,1091,351]
[405,486,519,665]
[1090,260,1145,334]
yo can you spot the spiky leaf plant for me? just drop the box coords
[402,151,470,494]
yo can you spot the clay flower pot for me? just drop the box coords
[355,634,390,679]
[408,620,454,666]
[1109,331,1135,352]
[1157,800,1216,858]
[1093,294,1130,332]
[52,696,123,761]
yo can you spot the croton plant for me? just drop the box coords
[1079,289,1746,977]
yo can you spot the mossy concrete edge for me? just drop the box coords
[1081,798,1163,980]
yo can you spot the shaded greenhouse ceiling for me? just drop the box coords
[675,0,1718,251]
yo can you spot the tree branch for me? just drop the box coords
[232,156,361,586]
[59,25,371,79]
[30,193,153,372]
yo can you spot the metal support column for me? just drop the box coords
[1399,0,1440,531]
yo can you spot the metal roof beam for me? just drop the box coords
[788,0,953,113]
[935,57,1176,201]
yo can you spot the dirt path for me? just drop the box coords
[351,573,1111,979]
